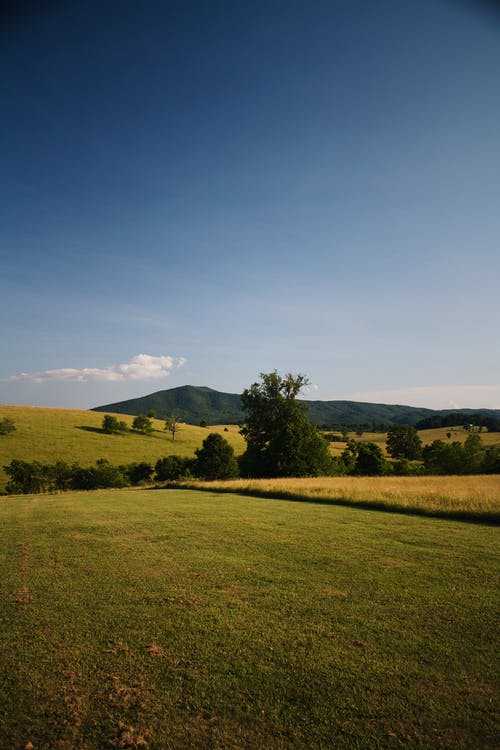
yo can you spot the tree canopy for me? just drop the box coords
[194,433,239,480]
[386,425,422,460]
[239,371,332,477]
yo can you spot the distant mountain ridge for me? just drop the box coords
[92,385,500,427]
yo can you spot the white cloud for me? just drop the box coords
[8,354,187,384]
[351,385,500,410]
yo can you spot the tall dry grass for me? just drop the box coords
[178,475,500,522]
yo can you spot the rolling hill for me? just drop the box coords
[92,385,500,427]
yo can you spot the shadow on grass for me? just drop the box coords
[76,426,166,439]
[158,482,500,526]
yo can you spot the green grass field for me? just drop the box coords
[0,405,245,491]
[0,488,498,749]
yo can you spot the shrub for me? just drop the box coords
[155,455,194,481]
[0,417,16,435]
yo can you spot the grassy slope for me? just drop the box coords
[0,489,497,749]
[0,405,245,491]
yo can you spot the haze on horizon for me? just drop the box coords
[1,1,499,411]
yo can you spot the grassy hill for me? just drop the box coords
[0,405,245,492]
[92,384,500,427]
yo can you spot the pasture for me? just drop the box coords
[0,488,498,749]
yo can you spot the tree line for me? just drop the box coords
[2,371,499,494]
[3,431,238,494]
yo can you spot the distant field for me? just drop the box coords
[0,405,245,491]
[181,475,500,523]
[327,426,500,456]
[0,489,497,749]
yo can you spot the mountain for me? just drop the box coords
[93,386,244,425]
[92,385,500,427]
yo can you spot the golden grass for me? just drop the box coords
[180,475,500,521]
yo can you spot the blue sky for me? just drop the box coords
[1,0,499,410]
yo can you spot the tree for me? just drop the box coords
[0,417,16,435]
[125,462,154,485]
[386,425,422,460]
[155,455,194,481]
[353,441,387,476]
[4,459,47,494]
[239,371,332,477]
[132,414,153,433]
[164,413,180,441]
[194,433,239,480]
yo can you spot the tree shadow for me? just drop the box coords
[76,426,105,434]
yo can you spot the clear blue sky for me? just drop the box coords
[1,0,499,410]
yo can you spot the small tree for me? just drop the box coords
[102,415,119,434]
[132,414,153,433]
[386,425,422,460]
[164,413,180,441]
[0,417,16,435]
[194,433,239,480]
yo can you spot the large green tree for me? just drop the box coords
[239,371,332,477]
[386,425,422,460]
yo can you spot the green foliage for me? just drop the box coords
[386,424,422,459]
[155,455,194,481]
[240,371,332,478]
[194,433,239,480]
[422,433,488,475]
[102,415,128,434]
[4,459,47,494]
[124,461,154,485]
[340,440,387,476]
[132,414,153,433]
[0,417,16,435]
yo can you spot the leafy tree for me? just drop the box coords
[48,460,75,490]
[147,409,156,419]
[0,417,16,435]
[155,455,194,481]
[422,440,466,475]
[132,414,153,433]
[462,433,485,474]
[354,441,387,475]
[4,459,48,494]
[194,433,239,480]
[239,371,332,477]
[386,425,422,460]
[125,461,154,485]
[71,459,126,490]
[483,445,500,474]
[102,415,119,434]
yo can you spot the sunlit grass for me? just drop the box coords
[178,475,500,522]
[0,488,497,749]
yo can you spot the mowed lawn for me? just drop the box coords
[0,490,498,749]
